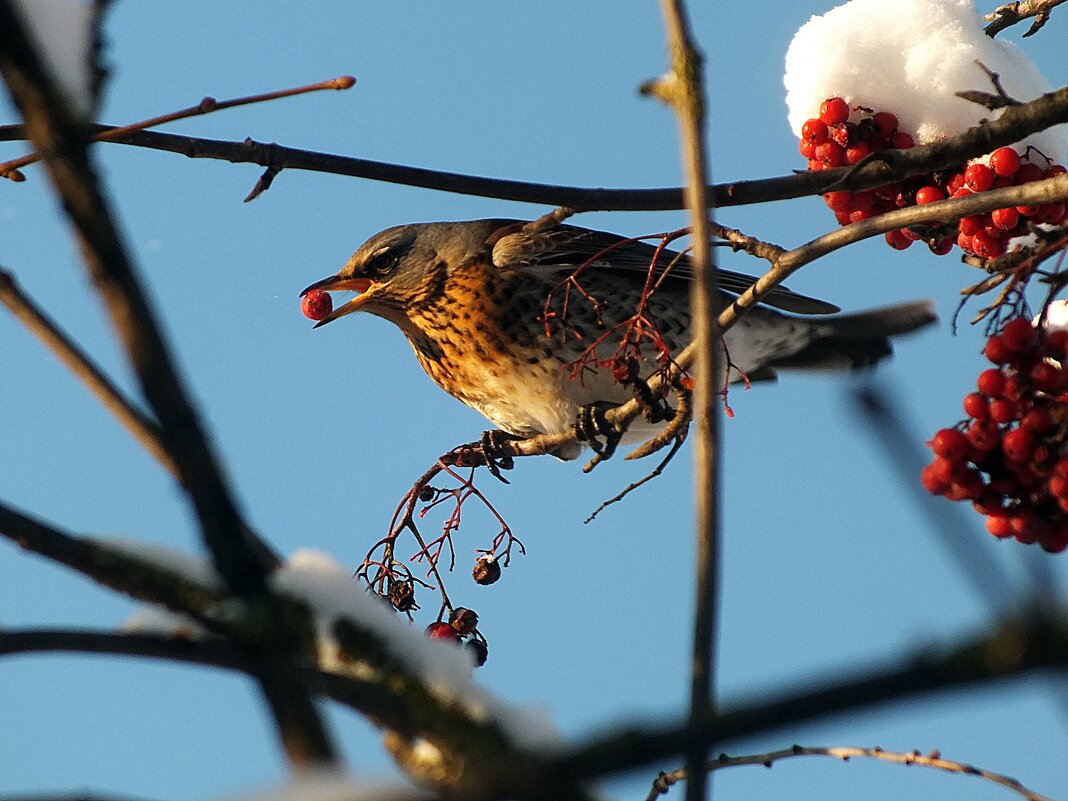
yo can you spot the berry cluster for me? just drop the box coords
[922,317,1068,553]
[425,607,488,666]
[799,97,1066,257]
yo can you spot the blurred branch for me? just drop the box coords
[643,1,720,800]
[539,613,1068,791]
[0,0,335,768]
[647,744,1055,801]
[985,0,1066,36]
[0,268,176,477]
[0,510,591,799]
[2,84,1067,209]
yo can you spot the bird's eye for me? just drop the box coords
[365,248,400,277]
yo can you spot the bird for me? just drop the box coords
[302,218,935,458]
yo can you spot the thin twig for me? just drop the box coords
[0,75,355,179]
[985,0,1067,36]
[646,744,1055,801]
[643,2,720,800]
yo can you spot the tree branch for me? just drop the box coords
[0,0,335,768]
[985,0,1067,36]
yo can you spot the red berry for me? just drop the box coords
[1046,330,1068,359]
[971,230,1005,259]
[824,191,853,212]
[985,512,1014,539]
[890,131,914,149]
[1022,405,1055,433]
[802,118,829,144]
[1049,475,1068,499]
[989,147,1021,177]
[1030,361,1064,393]
[921,462,950,494]
[963,392,989,419]
[819,97,850,126]
[965,163,995,192]
[956,231,974,253]
[952,469,986,500]
[989,397,1019,423]
[915,185,946,205]
[1035,203,1067,225]
[815,141,845,168]
[799,138,817,158]
[967,420,1001,451]
[1015,163,1045,184]
[984,335,1014,365]
[930,428,970,461]
[959,215,984,236]
[846,141,870,164]
[873,111,898,136]
[977,368,1007,396]
[990,207,1019,230]
[1002,427,1036,462]
[426,622,460,642]
[1001,317,1038,353]
[1045,164,1068,178]
[884,229,913,250]
[301,289,333,321]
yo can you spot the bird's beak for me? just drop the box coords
[300,274,374,328]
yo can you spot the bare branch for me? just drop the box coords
[985,0,1067,36]
[0,0,335,767]
[2,84,1066,209]
[647,744,1056,801]
[0,268,176,477]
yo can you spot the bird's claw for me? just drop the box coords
[479,429,516,482]
[576,402,622,460]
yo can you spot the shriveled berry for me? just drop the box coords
[449,607,479,635]
[301,289,333,321]
[389,580,417,612]
[472,554,502,585]
[465,638,489,668]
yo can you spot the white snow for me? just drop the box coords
[271,550,562,750]
[11,0,97,115]
[1038,299,1068,330]
[228,769,418,801]
[785,0,1067,161]
[95,537,225,590]
[121,606,207,639]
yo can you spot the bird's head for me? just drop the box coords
[301,219,516,328]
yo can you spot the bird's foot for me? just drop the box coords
[471,429,517,482]
[631,374,676,425]
[575,402,623,460]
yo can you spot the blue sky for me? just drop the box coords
[2,2,1067,800]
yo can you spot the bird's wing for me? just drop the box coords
[490,223,840,315]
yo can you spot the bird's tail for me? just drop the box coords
[766,299,936,372]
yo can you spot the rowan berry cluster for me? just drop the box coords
[425,607,488,667]
[922,317,1068,553]
[799,97,1066,257]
